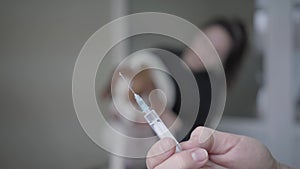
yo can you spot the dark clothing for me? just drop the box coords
[151,48,211,141]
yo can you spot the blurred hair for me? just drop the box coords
[203,18,248,86]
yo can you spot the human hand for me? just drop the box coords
[146,127,291,169]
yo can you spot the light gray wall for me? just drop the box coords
[0,0,111,168]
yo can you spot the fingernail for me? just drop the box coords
[191,149,208,162]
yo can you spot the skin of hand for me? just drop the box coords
[146,127,292,169]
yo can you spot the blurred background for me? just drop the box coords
[0,0,299,168]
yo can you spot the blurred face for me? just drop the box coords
[204,25,233,60]
[183,25,233,71]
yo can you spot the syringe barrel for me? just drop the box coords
[144,109,181,152]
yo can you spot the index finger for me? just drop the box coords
[182,127,242,154]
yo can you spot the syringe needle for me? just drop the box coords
[119,73,181,152]
[119,72,136,95]
[119,72,150,113]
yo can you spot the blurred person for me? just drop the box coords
[101,18,247,168]
[153,18,248,141]
[146,126,293,169]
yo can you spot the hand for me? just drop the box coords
[146,127,291,169]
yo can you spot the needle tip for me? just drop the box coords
[118,72,136,94]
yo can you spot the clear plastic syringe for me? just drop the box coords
[119,72,182,152]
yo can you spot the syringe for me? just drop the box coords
[119,72,182,152]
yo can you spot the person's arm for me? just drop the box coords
[146,127,293,169]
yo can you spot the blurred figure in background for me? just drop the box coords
[101,18,248,169]
[154,18,248,141]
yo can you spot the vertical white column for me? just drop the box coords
[264,0,295,166]
[108,1,129,169]
[110,0,130,62]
